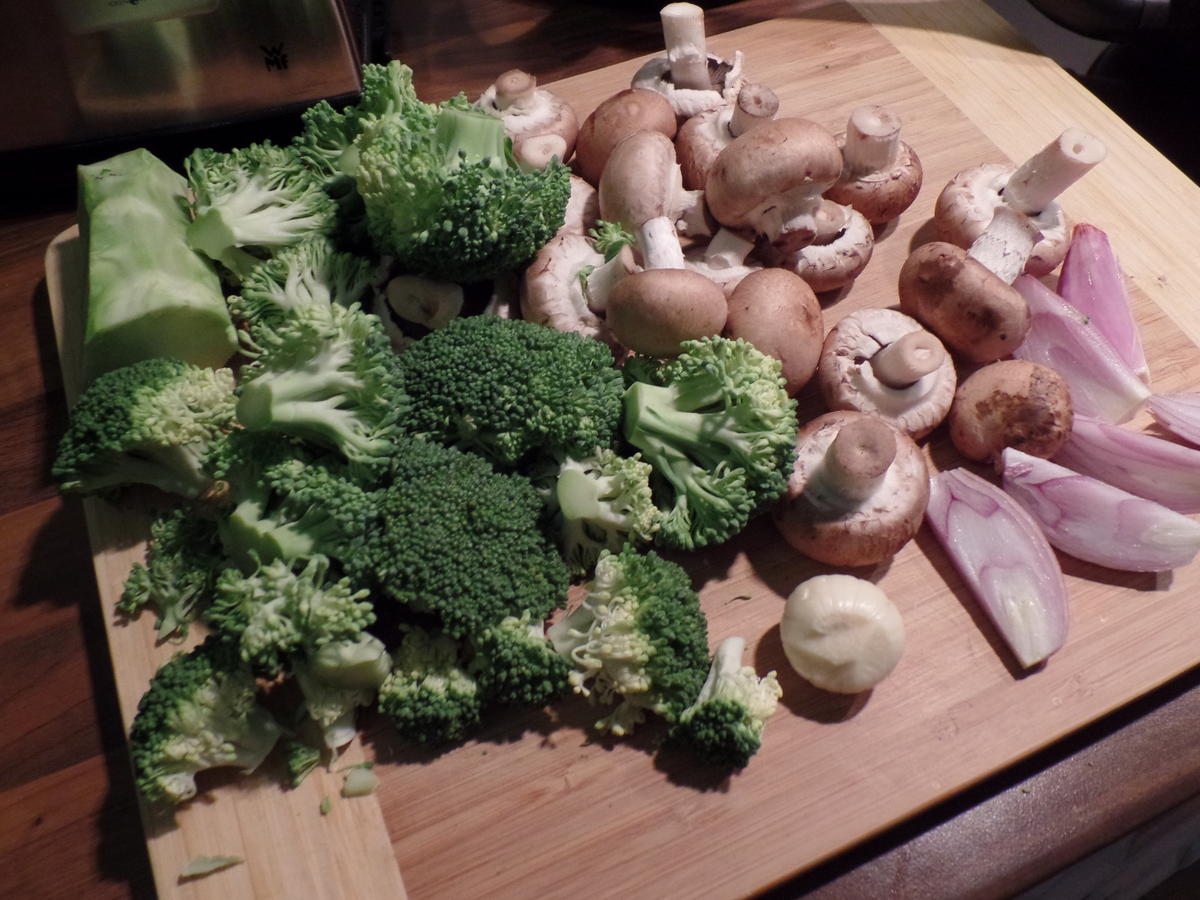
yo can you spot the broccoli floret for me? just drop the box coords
[547,547,711,735]
[549,448,661,576]
[235,301,408,465]
[185,142,336,280]
[378,625,484,744]
[284,738,322,788]
[353,436,568,638]
[469,613,570,707]
[588,220,636,261]
[119,505,228,641]
[399,315,624,468]
[213,431,376,570]
[666,636,782,769]
[355,81,570,283]
[53,357,236,499]
[623,336,799,550]
[128,637,282,805]
[228,236,375,334]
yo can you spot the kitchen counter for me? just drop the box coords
[4,1,1200,897]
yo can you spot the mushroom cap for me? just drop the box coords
[675,106,732,191]
[573,88,678,186]
[948,359,1073,463]
[773,410,930,567]
[520,231,622,352]
[825,136,923,225]
[785,204,875,293]
[897,241,1030,364]
[556,174,600,237]
[818,308,956,440]
[605,267,727,357]
[705,117,843,232]
[630,51,745,122]
[934,163,1072,277]
[598,130,683,229]
[477,79,580,161]
[723,267,823,395]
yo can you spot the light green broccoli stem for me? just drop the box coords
[435,104,510,172]
[84,442,215,499]
[694,636,780,717]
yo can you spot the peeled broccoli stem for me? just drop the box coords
[436,104,511,172]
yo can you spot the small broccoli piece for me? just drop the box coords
[378,625,483,744]
[353,436,569,639]
[549,448,661,576]
[667,636,782,769]
[295,633,392,749]
[284,738,322,788]
[118,505,228,641]
[186,142,336,280]
[53,358,236,499]
[588,220,636,261]
[623,336,799,550]
[235,301,408,465]
[355,79,570,283]
[399,315,624,468]
[128,637,282,805]
[469,613,570,707]
[228,236,376,334]
[547,547,711,735]
[212,431,376,570]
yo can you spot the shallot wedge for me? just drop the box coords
[1001,448,1200,572]
[1057,224,1149,383]
[926,467,1069,669]
[1012,274,1150,423]
[1147,392,1200,447]
[1053,414,1200,514]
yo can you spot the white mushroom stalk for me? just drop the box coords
[1000,447,1200,572]
[815,415,897,504]
[966,206,1040,284]
[704,227,757,270]
[870,331,946,388]
[1003,127,1107,216]
[841,105,902,175]
[825,104,923,225]
[660,2,710,91]
[1053,414,1200,514]
[1012,273,1151,423]
[925,467,1069,669]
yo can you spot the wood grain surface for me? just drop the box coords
[37,5,1200,899]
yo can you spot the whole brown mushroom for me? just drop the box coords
[774,411,930,567]
[605,267,728,357]
[782,199,875,293]
[476,69,580,168]
[948,359,1074,463]
[723,267,823,395]
[825,105,923,225]
[573,89,678,186]
[676,82,780,191]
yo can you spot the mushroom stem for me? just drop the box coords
[584,246,635,312]
[967,206,1040,284]
[728,83,780,138]
[638,215,688,269]
[494,69,538,111]
[842,105,902,177]
[822,417,897,503]
[1003,128,1107,215]
[756,192,826,252]
[705,227,756,270]
[514,133,568,171]
[660,2,711,91]
[811,200,849,246]
[676,188,712,238]
[871,331,947,388]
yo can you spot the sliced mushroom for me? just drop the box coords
[824,105,923,225]
[774,411,930,567]
[723,267,823,395]
[948,359,1074,463]
[818,308,956,440]
[477,69,580,165]
[605,267,727,357]
[676,82,779,191]
[573,88,678,187]
[520,232,627,351]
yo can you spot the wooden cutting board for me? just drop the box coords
[45,4,1200,899]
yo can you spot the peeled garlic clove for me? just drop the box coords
[779,573,905,693]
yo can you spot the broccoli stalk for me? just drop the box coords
[128,637,282,805]
[378,626,483,744]
[667,636,782,769]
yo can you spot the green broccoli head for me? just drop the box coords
[185,141,336,280]
[128,637,282,805]
[355,92,570,283]
[469,612,570,707]
[399,315,624,468]
[378,625,483,744]
[547,547,711,735]
[229,236,376,334]
[623,336,799,550]
[667,636,782,769]
[551,448,661,577]
[354,436,569,639]
[118,505,229,641]
[52,357,236,499]
[235,301,408,465]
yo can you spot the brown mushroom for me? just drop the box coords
[556,174,601,237]
[818,308,956,440]
[782,200,874,293]
[705,117,843,254]
[476,70,580,167]
[948,359,1074,463]
[605,267,728,357]
[934,128,1106,276]
[723,268,823,395]
[573,89,678,187]
[520,231,630,350]
[897,241,1030,364]
[824,105,923,225]
[774,411,930,567]
[676,82,780,191]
